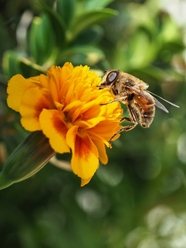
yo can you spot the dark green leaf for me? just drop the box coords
[2,51,21,78]
[71,26,103,45]
[36,0,66,48]
[56,0,76,26]
[84,0,115,10]
[29,17,41,63]
[69,9,118,41]
[58,45,105,63]
[29,15,56,65]
[0,131,55,190]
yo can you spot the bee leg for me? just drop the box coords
[120,116,133,123]
[109,121,138,141]
[109,97,127,104]
[109,105,139,141]
[101,97,127,106]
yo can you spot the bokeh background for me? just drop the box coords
[0,0,186,247]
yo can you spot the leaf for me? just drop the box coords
[84,0,115,10]
[29,15,56,65]
[0,131,55,190]
[69,9,118,41]
[2,51,21,78]
[56,0,76,26]
[36,0,66,48]
[57,45,105,65]
[129,31,157,68]
[72,26,103,45]
[29,17,41,63]
[161,16,183,43]
[60,45,104,57]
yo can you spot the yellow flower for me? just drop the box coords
[7,62,122,186]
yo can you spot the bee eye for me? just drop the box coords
[107,71,119,84]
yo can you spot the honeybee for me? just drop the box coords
[100,70,179,140]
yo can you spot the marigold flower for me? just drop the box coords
[7,62,123,186]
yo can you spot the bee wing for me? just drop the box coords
[153,97,169,113]
[148,90,180,110]
[130,88,177,113]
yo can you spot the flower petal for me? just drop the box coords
[81,177,92,187]
[88,120,121,141]
[48,63,74,105]
[63,100,83,122]
[7,75,34,111]
[19,87,53,131]
[48,67,63,103]
[40,109,70,153]
[66,126,99,180]
[92,139,108,164]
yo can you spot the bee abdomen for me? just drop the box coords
[141,106,155,128]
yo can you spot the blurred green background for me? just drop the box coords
[0,0,186,247]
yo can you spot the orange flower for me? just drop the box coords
[7,62,122,186]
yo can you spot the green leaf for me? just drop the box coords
[0,131,55,190]
[29,15,56,65]
[58,45,105,64]
[36,15,55,52]
[29,17,41,63]
[69,9,118,41]
[129,31,158,68]
[56,0,76,26]
[2,51,21,78]
[161,16,182,43]
[84,0,115,10]
[36,0,66,48]
[72,26,103,45]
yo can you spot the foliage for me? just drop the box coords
[0,0,185,247]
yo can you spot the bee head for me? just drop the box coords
[99,70,119,90]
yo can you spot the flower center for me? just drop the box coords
[64,111,72,123]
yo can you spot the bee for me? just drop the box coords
[99,70,180,140]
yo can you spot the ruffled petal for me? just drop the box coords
[38,74,49,88]
[49,63,74,105]
[48,66,62,103]
[92,139,108,164]
[19,87,53,131]
[75,117,105,130]
[88,120,121,141]
[63,100,83,122]
[7,75,34,111]
[66,126,99,180]
[81,177,92,187]
[39,109,70,153]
